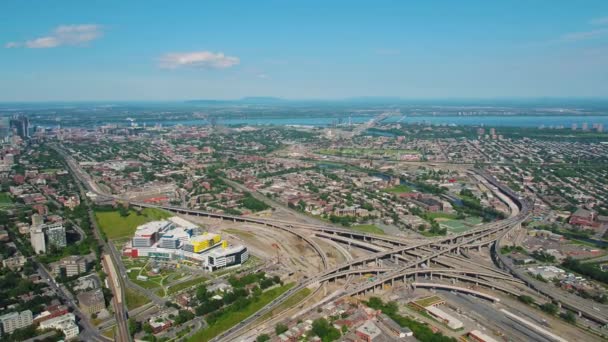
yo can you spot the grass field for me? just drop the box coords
[102,327,116,339]
[189,283,295,342]
[351,224,385,235]
[438,216,483,233]
[0,192,12,204]
[128,271,163,290]
[125,287,149,310]
[426,212,459,220]
[384,184,413,194]
[413,295,444,308]
[167,276,208,296]
[257,287,311,322]
[94,208,171,239]
[223,228,255,239]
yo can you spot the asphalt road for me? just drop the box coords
[441,290,554,342]
[36,262,110,342]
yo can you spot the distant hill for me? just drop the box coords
[186,97,286,105]
[239,97,286,103]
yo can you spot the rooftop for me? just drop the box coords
[135,220,173,237]
[356,320,382,339]
[208,244,246,257]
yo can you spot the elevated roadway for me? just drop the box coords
[55,144,565,339]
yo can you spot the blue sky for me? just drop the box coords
[1,0,607,101]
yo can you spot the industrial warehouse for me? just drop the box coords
[122,216,249,271]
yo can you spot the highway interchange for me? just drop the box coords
[51,143,608,341]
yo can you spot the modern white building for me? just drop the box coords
[207,245,249,271]
[38,313,79,340]
[0,310,33,334]
[132,220,173,247]
[124,218,249,272]
[158,227,191,249]
[30,227,46,254]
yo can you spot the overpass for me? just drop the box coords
[495,225,608,325]
[213,171,532,341]
[52,144,550,339]
[410,283,501,303]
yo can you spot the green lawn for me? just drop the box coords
[426,212,458,220]
[438,216,482,233]
[257,287,311,322]
[0,192,13,204]
[102,327,116,339]
[94,208,172,239]
[384,184,413,193]
[189,283,295,342]
[223,228,255,239]
[128,272,163,290]
[125,287,149,310]
[351,224,385,235]
[413,295,444,308]
[167,276,209,296]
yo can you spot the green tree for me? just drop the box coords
[518,295,535,305]
[540,303,558,315]
[312,318,341,342]
[128,317,141,336]
[275,323,288,335]
[561,311,576,324]
[256,334,270,342]
[196,285,209,302]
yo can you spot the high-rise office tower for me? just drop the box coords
[30,227,46,254]
[45,223,67,248]
[10,115,29,139]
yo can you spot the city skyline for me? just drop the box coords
[1,0,608,101]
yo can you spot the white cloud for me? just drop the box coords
[560,29,608,42]
[257,73,269,79]
[6,24,103,48]
[590,16,608,26]
[4,42,20,48]
[159,51,240,69]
